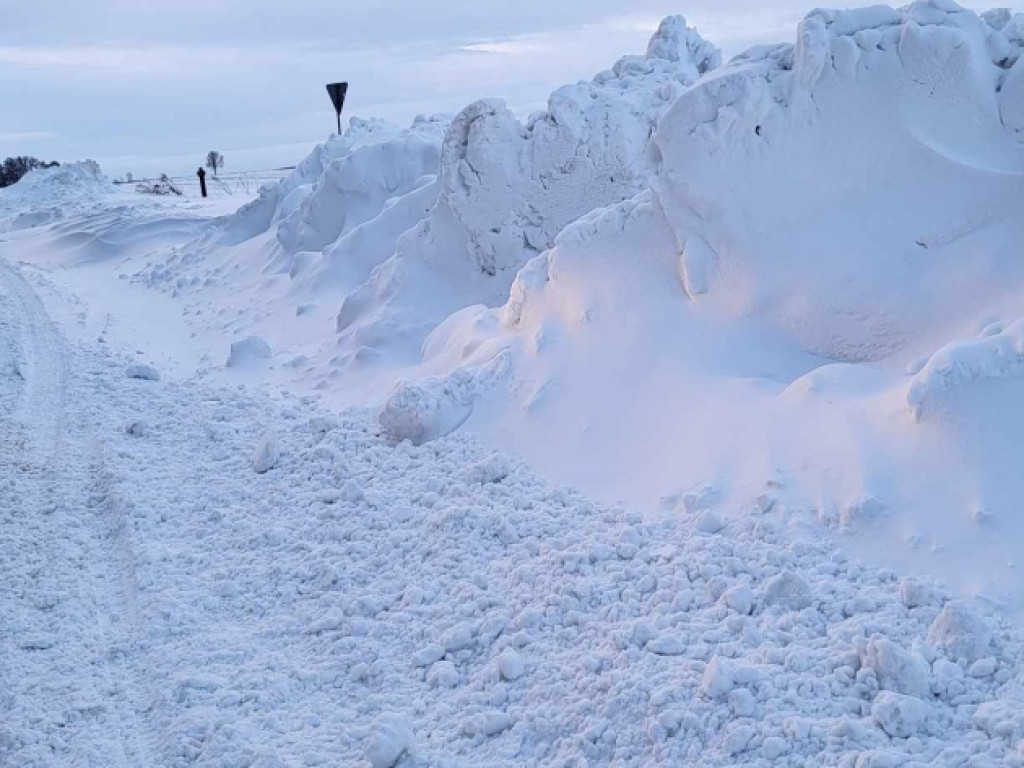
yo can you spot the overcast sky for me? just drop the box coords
[1,1,1019,176]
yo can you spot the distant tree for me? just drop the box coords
[0,156,60,188]
[125,171,134,183]
[205,151,224,177]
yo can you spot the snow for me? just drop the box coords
[928,601,994,663]
[365,713,415,768]
[226,335,272,368]
[6,3,1024,765]
[125,362,160,381]
[0,161,115,231]
[251,429,281,473]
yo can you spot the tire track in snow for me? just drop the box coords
[0,258,153,766]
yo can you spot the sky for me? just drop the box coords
[1,0,1020,177]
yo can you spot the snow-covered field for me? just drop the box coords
[5,2,1024,766]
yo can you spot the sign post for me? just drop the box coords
[326,82,349,136]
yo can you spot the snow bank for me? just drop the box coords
[411,3,1024,615]
[650,1,1024,362]
[907,318,1024,420]
[437,15,718,277]
[215,117,405,246]
[332,16,719,362]
[0,161,115,230]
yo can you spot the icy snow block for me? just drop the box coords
[973,696,1024,738]
[378,369,487,446]
[859,636,931,698]
[125,363,160,381]
[466,453,512,484]
[226,335,272,368]
[497,648,526,681]
[364,713,414,768]
[761,571,814,610]
[927,601,992,663]
[871,691,933,738]
[252,430,281,474]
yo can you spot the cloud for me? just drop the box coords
[0,131,57,143]
[3,0,1020,171]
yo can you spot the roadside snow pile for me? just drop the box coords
[332,15,720,362]
[124,16,719,392]
[429,14,719,278]
[408,3,1024,613]
[0,161,115,230]
[650,1,1024,362]
[214,116,419,247]
[273,116,446,259]
[50,364,1024,768]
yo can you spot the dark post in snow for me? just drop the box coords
[326,82,349,136]
[197,167,207,198]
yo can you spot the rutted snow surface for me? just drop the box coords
[4,257,1024,766]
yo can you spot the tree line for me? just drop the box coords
[0,156,60,188]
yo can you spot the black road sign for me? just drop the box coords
[326,82,349,135]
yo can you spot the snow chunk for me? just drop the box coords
[722,584,753,615]
[762,736,788,760]
[466,453,511,484]
[463,711,513,737]
[932,657,964,697]
[497,648,525,681]
[252,430,281,474]
[871,692,933,738]
[125,363,160,381]
[379,359,506,445]
[411,644,445,668]
[973,695,1024,738]
[365,713,414,768]
[899,577,939,609]
[646,15,721,72]
[859,636,931,697]
[701,655,763,698]
[227,336,272,368]
[762,571,814,610]
[647,634,688,656]
[968,657,997,678]
[443,621,476,652]
[426,660,459,689]
[927,601,992,662]
[695,511,724,534]
[907,319,1024,420]
[723,724,756,755]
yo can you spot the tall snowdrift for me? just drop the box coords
[438,15,720,277]
[333,15,720,361]
[411,2,1024,613]
[133,16,720,389]
[651,1,1024,362]
[214,115,448,257]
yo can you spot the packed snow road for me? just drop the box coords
[3,260,1024,766]
[0,258,152,765]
